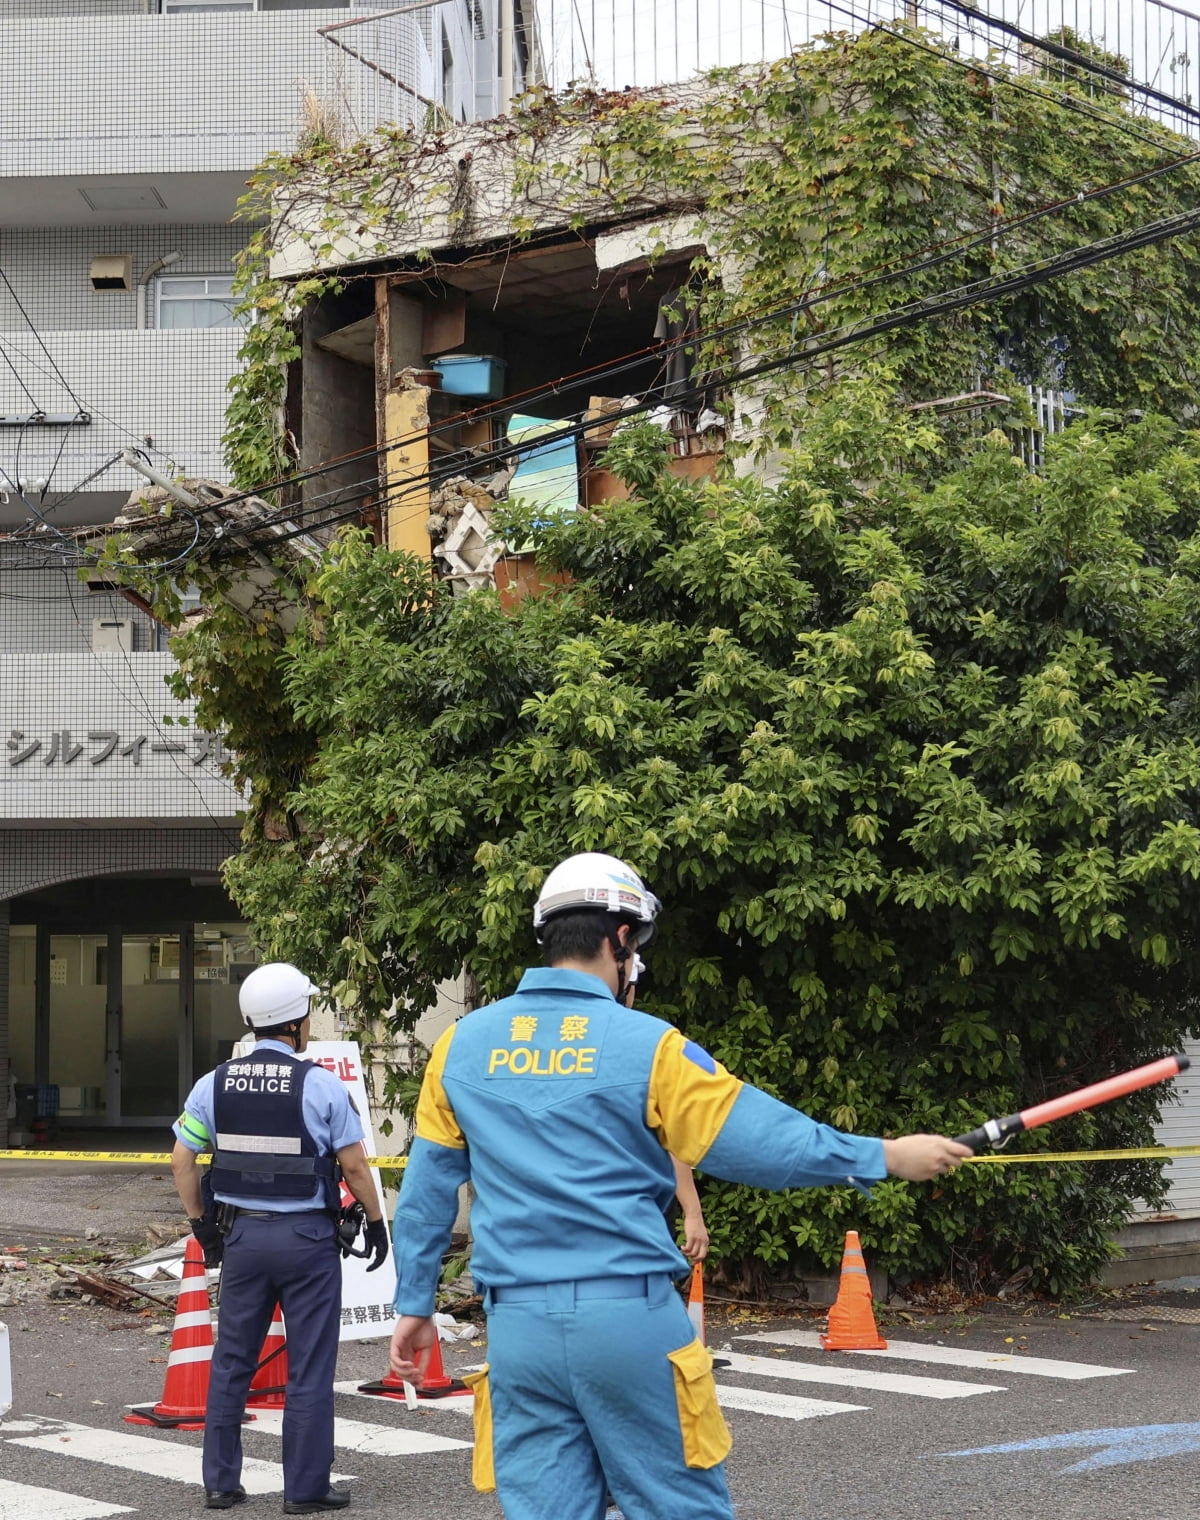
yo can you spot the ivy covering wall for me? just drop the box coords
[112,25,1200,1291]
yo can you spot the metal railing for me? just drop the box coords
[1015,385,1078,472]
[538,0,1200,139]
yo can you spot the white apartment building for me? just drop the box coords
[0,0,536,1142]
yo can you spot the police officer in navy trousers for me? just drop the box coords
[171,963,389,1513]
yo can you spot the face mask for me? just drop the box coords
[628,954,646,985]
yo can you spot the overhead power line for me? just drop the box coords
[191,195,1200,565]
[177,134,1200,538]
[0,265,89,419]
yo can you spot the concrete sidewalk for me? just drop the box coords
[0,1160,181,1247]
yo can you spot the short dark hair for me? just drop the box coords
[254,1019,302,1042]
[540,910,617,966]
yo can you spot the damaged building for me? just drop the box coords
[267,81,738,591]
[259,70,1200,1280]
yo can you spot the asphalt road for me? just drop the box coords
[4,1289,1200,1520]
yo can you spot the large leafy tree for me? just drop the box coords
[109,25,1200,1291]
[226,384,1200,1293]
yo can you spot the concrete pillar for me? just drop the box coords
[34,924,50,1087]
[0,901,9,1149]
[383,385,434,559]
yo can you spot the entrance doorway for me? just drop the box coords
[7,876,258,1128]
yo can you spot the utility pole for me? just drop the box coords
[905,0,918,22]
[500,0,515,113]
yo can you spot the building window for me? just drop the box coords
[160,0,348,12]
[161,0,253,11]
[442,23,455,106]
[156,275,242,329]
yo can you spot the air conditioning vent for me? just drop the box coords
[89,255,133,292]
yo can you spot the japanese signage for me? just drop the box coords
[0,651,242,820]
[307,1040,397,1342]
[5,728,228,770]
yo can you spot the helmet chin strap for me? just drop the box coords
[607,925,632,1004]
[246,1017,304,1047]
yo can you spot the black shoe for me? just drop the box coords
[282,1494,350,1514]
[205,1491,246,1511]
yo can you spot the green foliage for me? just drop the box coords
[106,29,1200,1292]
[225,387,1200,1292]
[226,26,1200,484]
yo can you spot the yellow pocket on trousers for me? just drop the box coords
[460,1364,496,1492]
[667,1338,732,1469]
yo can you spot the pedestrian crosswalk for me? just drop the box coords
[720,1348,1006,1399]
[0,1476,133,1520]
[702,1327,1135,1425]
[0,1332,1140,1516]
[247,1405,471,1456]
[7,1419,355,1493]
[735,1327,1134,1380]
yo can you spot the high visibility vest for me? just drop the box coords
[210,1049,338,1208]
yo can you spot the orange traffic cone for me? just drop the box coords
[820,1230,887,1352]
[359,1328,471,1401]
[686,1262,706,1342]
[246,1302,288,1409]
[125,1236,215,1429]
[685,1261,730,1368]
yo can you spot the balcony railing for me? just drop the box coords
[540,0,1200,140]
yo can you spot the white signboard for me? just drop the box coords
[304,1041,398,1343]
[0,1320,11,1419]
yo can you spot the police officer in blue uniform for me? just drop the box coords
[171,962,388,1513]
[388,853,971,1520]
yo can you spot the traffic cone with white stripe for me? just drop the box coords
[125,1236,214,1429]
[686,1261,730,1369]
[686,1263,706,1342]
[359,1327,470,1401]
[820,1230,887,1351]
[246,1302,287,1409]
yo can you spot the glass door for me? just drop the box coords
[47,933,107,1121]
[193,922,261,1073]
[119,933,183,1120]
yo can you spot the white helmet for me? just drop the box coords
[239,962,320,1030]
[533,852,660,945]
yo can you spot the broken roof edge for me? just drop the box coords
[267,75,745,282]
[70,479,332,573]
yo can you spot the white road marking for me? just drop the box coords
[0,1477,133,1519]
[247,1407,471,1455]
[715,1385,868,1421]
[5,1423,354,1494]
[735,1330,1134,1380]
[334,1380,475,1415]
[719,1350,1004,1399]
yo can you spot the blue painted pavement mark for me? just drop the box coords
[938,1423,1200,1474]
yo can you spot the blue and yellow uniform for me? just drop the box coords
[393,969,886,1520]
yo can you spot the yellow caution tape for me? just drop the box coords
[1,1146,1197,1167]
[0,1150,410,1166]
[0,1150,178,1164]
[964,1145,1200,1164]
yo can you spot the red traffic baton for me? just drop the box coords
[954,1053,1190,1152]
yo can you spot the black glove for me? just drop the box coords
[337,1202,366,1258]
[189,1216,224,1269]
[364,1217,389,1272]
